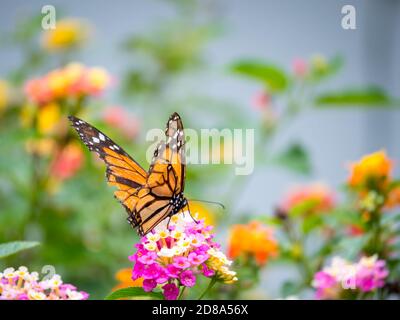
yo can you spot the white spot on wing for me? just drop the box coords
[99,133,106,141]
[93,137,100,143]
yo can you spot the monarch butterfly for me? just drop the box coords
[68,112,189,236]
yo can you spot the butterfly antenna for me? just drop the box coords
[188,199,225,210]
[186,201,199,224]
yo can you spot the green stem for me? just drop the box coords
[298,251,313,286]
[29,153,40,219]
[178,286,186,300]
[198,277,217,300]
[365,206,384,257]
[372,211,382,255]
[283,219,313,287]
[28,113,42,224]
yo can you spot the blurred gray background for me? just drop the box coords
[1,0,399,297]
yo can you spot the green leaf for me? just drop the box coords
[389,180,400,189]
[289,199,319,217]
[230,60,288,92]
[315,87,396,107]
[301,215,323,234]
[260,216,283,226]
[0,241,40,259]
[105,287,163,300]
[273,143,311,175]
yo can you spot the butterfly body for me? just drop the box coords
[69,112,187,236]
[169,193,188,215]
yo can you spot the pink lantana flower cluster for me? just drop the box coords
[0,266,89,300]
[312,255,388,299]
[129,213,237,300]
[24,63,111,105]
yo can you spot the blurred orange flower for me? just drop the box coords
[384,186,400,209]
[25,63,111,105]
[279,183,336,216]
[103,106,140,139]
[42,18,90,52]
[113,268,143,291]
[228,221,278,266]
[24,77,51,105]
[347,151,393,190]
[51,143,84,180]
[347,224,365,236]
[85,67,111,94]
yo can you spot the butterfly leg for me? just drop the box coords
[166,216,172,230]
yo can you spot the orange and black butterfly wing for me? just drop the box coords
[68,116,147,222]
[134,112,186,235]
[148,112,186,196]
[133,186,173,236]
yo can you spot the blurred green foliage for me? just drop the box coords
[0,241,40,259]
[315,87,395,107]
[105,287,163,300]
[230,60,289,92]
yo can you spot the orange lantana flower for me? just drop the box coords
[113,268,143,291]
[24,63,111,105]
[228,221,278,266]
[347,151,393,190]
